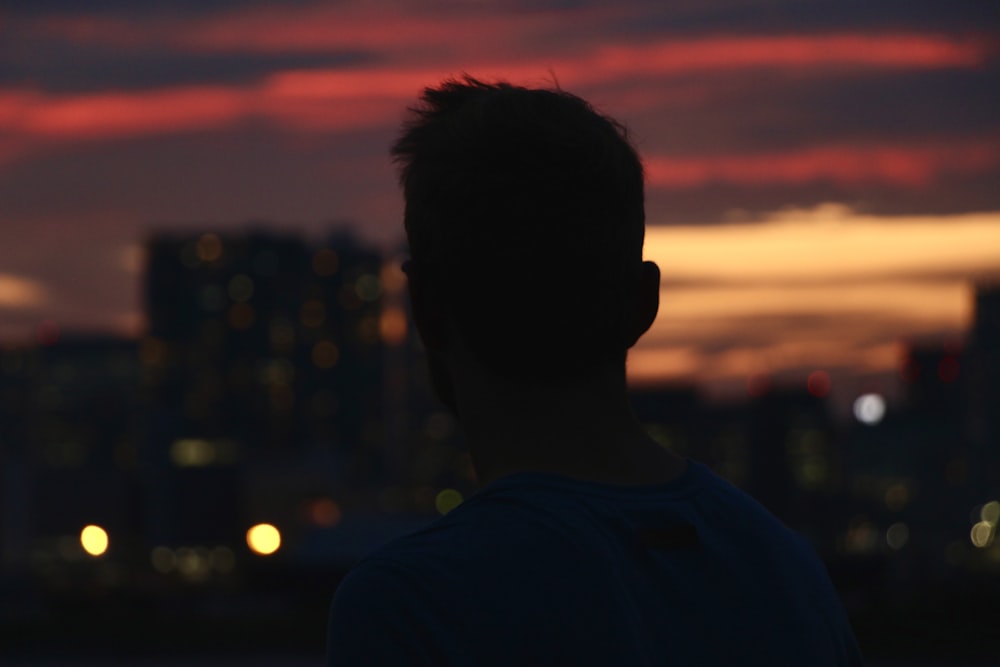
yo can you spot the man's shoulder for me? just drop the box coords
[359,488,581,575]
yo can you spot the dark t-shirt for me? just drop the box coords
[327,460,863,665]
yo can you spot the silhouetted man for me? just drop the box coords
[327,77,863,666]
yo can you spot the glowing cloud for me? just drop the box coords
[0,274,49,308]
[631,206,1000,386]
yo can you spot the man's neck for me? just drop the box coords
[454,368,687,488]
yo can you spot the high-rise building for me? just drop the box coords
[964,284,1000,492]
[141,230,388,544]
[0,335,141,573]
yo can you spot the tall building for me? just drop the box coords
[965,284,1000,468]
[0,335,141,574]
[142,230,388,544]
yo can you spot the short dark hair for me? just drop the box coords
[392,76,646,380]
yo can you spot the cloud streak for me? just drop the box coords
[646,141,999,188]
[631,204,998,391]
[0,274,49,309]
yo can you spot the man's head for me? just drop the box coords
[392,77,657,392]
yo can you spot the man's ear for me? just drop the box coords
[624,261,660,349]
[404,261,449,351]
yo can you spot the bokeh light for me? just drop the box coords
[886,522,909,550]
[970,521,995,548]
[227,274,255,302]
[312,340,340,369]
[170,438,216,467]
[308,498,342,527]
[806,370,831,398]
[853,393,886,425]
[151,546,176,573]
[80,525,109,557]
[379,307,408,345]
[435,489,464,515]
[196,233,223,262]
[246,523,281,555]
[980,500,999,525]
[354,274,382,302]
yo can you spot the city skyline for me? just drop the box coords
[1,1,998,403]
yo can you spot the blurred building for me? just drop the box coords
[141,230,392,545]
[0,334,141,575]
[964,284,1000,480]
[840,329,1000,587]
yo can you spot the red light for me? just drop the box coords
[807,370,831,398]
[938,356,959,383]
[36,320,60,346]
[746,373,771,398]
[307,498,341,527]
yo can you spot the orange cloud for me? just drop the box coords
[629,206,1000,389]
[0,274,48,308]
[644,142,999,188]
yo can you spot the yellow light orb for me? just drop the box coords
[80,525,109,557]
[435,488,464,515]
[981,500,1000,525]
[246,523,281,555]
[971,521,995,548]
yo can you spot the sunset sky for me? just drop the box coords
[1,0,998,406]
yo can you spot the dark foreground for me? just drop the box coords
[3,578,998,665]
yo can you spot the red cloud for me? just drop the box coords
[644,142,999,189]
[21,87,248,138]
